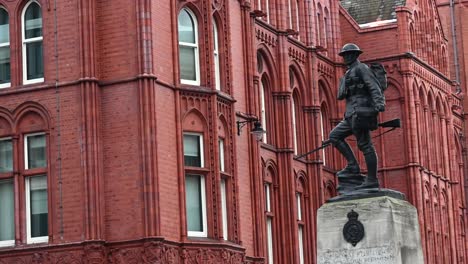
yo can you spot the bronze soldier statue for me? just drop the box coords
[329,43,385,191]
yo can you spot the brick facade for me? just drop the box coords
[0,0,466,263]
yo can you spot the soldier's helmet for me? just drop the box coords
[338,43,363,56]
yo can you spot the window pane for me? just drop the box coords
[26,41,43,80]
[24,3,42,39]
[185,174,203,232]
[30,176,47,238]
[0,180,14,241]
[0,140,12,172]
[0,47,10,84]
[221,179,228,240]
[0,9,9,43]
[27,134,46,169]
[267,217,274,264]
[219,139,224,172]
[183,134,201,167]
[298,226,304,264]
[178,9,195,43]
[179,46,196,81]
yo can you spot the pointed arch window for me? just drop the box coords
[260,78,269,144]
[22,1,43,84]
[0,8,10,88]
[292,96,298,155]
[178,8,200,85]
[213,20,221,91]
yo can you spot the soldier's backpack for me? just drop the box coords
[369,63,387,92]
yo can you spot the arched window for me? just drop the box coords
[260,78,268,144]
[292,96,298,154]
[22,1,43,84]
[317,4,323,47]
[0,8,10,88]
[178,8,200,85]
[213,20,220,91]
[264,165,276,264]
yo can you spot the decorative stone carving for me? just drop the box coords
[54,253,83,264]
[32,252,51,264]
[84,243,107,264]
[108,248,142,264]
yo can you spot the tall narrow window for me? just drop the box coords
[213,21,221,91]
[0,138,12,172]
[24,133,47,244]
[0,8,10,88]
[288,0,293,29]
[297,192,305,264]
[220,178,228,240]
[320,111,326,165]
[0,179,14,246]
[260,79,267,143]
[219,138,225,172]
[265,183,274,264]
[292,97,298,155]
[26,175,48,244]
[265,0,270,23]
[25,133,46,169]
[295,0,300,38]
[183,133,207,237]
[22,1,43,84]
[178,9,200,85]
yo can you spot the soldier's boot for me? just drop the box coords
[355,151,380,189]
[334,140,360,176]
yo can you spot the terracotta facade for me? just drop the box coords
[0,0,466,263]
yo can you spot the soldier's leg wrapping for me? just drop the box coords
[329,120,360,175]
[355,129,379,187]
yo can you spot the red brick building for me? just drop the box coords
[0,0,466,263]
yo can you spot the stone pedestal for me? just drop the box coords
[317,196,424,264]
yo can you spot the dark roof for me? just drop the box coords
[340,0,406,25]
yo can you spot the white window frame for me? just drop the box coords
[0,137,12,172]
[320,112,326,165]
[218,138,224,172]
[179,8,200,86]
[288,0,293,29]
[266,0,270,23]
[221,178,228,240]
[295,0,300,39]
[186,174,207,237]
[213,21,220,91]
[0,179,14,247]
[296,193,302,220]
[292,98,298,155]
[25,176,48,244]
[0,7,10,89]
[267,217,274,264]
[22,0,44,85]
[24,132,46,170]
[260,81,267,143]
[298,226,304,264]
[265,183,271,212]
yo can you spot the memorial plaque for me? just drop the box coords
[318,245,396,264]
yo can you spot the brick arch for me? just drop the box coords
[217,114,228,139]
[427,89,435,111]
[318,78,335,112]
[323,180,335,201]
[182,108,208,133]
[262,158,278,183]
[177,2,202,20]
[257,45,278,91]
[289,62,307,95]
[14,101,50,133]
[295,170,307,194]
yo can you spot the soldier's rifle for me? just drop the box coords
[296,118,401,159]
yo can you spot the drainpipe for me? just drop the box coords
[450,0,461,93]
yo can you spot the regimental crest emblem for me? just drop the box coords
[343,209,365,247]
